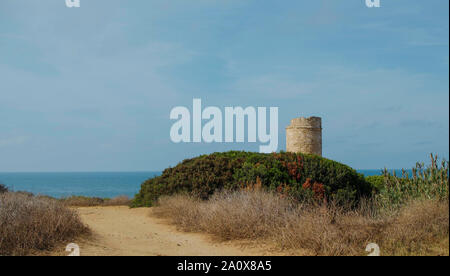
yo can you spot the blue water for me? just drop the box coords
[0,172,160,199]
[0,169,411,198]
[358,169,413,177]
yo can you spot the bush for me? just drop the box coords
[0,183,8,194]
[60,195,131,207]
[365,175,385,192]
[103,195,131,206]
[377,154,449,209]
[133,151,372,207]
[60,196,106,207]
[0,192,90,256]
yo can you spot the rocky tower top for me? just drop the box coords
[286,117,322,156]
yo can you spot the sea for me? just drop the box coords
[0,170,409,199]
[0,172,160,199]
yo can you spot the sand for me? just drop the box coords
[67,206,281,256]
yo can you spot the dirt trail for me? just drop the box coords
[72,206,277,256]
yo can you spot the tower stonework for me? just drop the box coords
[286,117,322,156]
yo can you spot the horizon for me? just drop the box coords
[0,164,428,174]
[1,0,449,172]
[0,167,412,199]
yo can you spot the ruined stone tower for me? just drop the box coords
[286,117,322,156]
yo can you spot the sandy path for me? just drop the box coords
[72,206,276,256]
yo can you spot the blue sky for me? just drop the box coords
[0,0,448,172]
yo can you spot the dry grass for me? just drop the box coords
[153,190,449,256]
[60,195,131,207]
[104,195,132,206]
[0,192,90,256]
[154,191,295,240]
[381,199,449,256]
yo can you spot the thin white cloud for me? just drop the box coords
[233,74,315,99]
[0,136,28,147]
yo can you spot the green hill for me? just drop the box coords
[132,151,372,207]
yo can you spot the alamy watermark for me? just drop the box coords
[365,243,380,256]
[66,0,80,8]
[65,1,379,9]
[170,99,278,153]
[63,242,379,256]
[64,1,379,9]
[365,0,381,8]
[66,243,80,256]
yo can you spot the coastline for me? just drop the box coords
[0,169,409,199]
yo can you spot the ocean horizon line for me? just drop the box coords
[0,170,412,199]
[0,170,162,174]
[0,169,403,174]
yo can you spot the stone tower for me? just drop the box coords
[286,117,322,156]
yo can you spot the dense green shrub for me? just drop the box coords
[377,154,449,208]
[365,175,385,192]
[0,183,7,194]
[132,151,372,207]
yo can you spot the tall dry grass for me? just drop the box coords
[60,195,131,207]
[154,191,296,240]
[0,192,90,256]
[153,190,449,256]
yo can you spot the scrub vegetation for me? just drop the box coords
[150,153,449,256]
[0,192,89,256]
